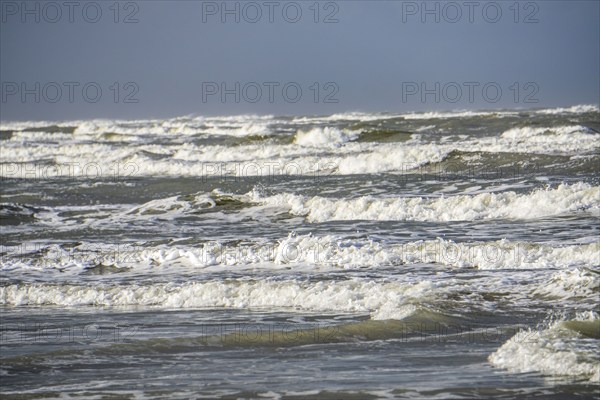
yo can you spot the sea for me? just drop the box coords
[1,104,599,399]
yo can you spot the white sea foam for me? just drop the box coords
[533,268,600,299]
[2,104,598,180]
[0,278,443,320]
[204,122,274,137]
[489,311,600,382]
[2,119,598,178]
[500,125,593,139]
[0,116,279,138]
[289,112,400,124]
[495,125,599,153]
[535,104,599,115]
[401,110,508,120]
[9,130,76,142]
[201,114,275,124]
[125,194,217,216]
[0,141,448,177]
[74,120,168,136]
[334,143,448,174]
[294,127,360,146]
[389,240,600,270]
[250,183,599,222]
[0,120,74,131]
[321,111,397,121]
[400,105,598,119]
[1,105,595,133]
[2,235,597,276]
[2,262,595,319]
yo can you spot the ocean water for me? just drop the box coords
[1,105,599,399]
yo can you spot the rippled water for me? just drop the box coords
[1,105,599,399]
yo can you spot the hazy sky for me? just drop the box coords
[1,0,599,120]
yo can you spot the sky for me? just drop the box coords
[1,0,599,120]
